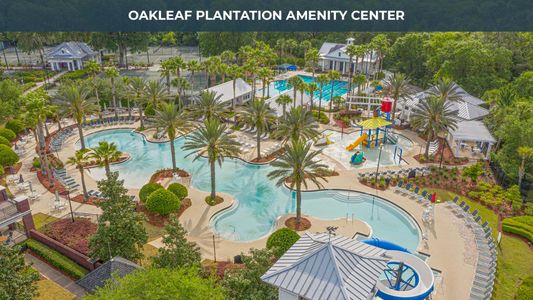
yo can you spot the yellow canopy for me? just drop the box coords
[357,117,392,130]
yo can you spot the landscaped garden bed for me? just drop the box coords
[138,198,192,227]
[285,217,311,231]
[413,138,469,166]
[149,168,190,184]
[138,181,192,227]
[40,218,97,256]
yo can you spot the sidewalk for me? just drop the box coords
[23,71,67,95]
[25,253,86,298]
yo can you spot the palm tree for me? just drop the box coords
[172,56,186,78]
[160,58,175,93]
[190,91,226,121]
[66,149,90,200]
[327,70,341,114]
[220,50,236,64]
[274,107,320,143]
[410,96,458,158]
[150,102,190,173]
[244,60,259,101]
[316,74,328,116]
[217,63,229,84]
[307,82,318,110]
[429,77,465,103]
[85,60,102,105]
[267,138,327,225]
[258,67,273,99]
[288,76,304,108]
[371,34,389,73]
[55,84,100,149]
[127,77,147,129]
[88,141,122,178]
[171,77,190,104]
[105,67,120,119]
[298,82,307,107]
[144,80,168,108]
[241,99,276,159]
[227,64,243,112]
[384,73,412,124]
[352,74,367,95]
[304,48,320,79]
[345,44,358,91]
[186,60,201,92]
[275,94,292,117]
[183,119,241,200]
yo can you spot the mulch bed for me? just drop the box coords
[83,153,130,168]
[37,170,68,197]
[414,137,469,166]
[285,217,311,231]
[40,218,97,256]
[70,194,101,206]
[137,198,192,227]
[149,169,190,184]
[359,181,388,190]
[205,195,224,206]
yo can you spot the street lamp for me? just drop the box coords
[64,187,75,222]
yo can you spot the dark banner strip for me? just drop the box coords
[0,0,532,31]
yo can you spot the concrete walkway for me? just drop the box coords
[23,71,67,95]
[25,253,86,297]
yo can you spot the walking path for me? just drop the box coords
[23,71,67,95]
[25,253,86,297]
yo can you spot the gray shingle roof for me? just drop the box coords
[261,233,388,300]
[450,120,496,143]
[47,42,96,60]
[76,256,140,293]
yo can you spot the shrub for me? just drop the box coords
[517,276,533,300]
[311,111,329,124]
[0,128,16,141]
[139,182,163,203]
[0,136,10,146]
[32,157,41,169]
[525,203,533,216]
[167,183,188,200]
[266,228,300,257]
[5,119,24,134]
[502,216,533,243]
[145,189,181,216]
[25,239,89,279]
[0,145,19,167]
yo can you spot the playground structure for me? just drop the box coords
[362,238,435,300]
[350,151,366,165]
[315,133,334,146]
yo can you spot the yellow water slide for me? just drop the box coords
[346,133,368,151]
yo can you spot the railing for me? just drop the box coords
[0,200,18,222]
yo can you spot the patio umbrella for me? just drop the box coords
[430,192,436,204]
[54,190,60,202]
[19,174,24,183]
[28,181,33,193]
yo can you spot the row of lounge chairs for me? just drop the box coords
[240,125,273,140]
[394,180,433,205]
[261,142,281,157]
[82,116,136,128]
[446,197,497,300]
[50,128,74,152]
[53,168,79,192]
[359,166,431,179]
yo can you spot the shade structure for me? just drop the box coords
[357,117,392,130]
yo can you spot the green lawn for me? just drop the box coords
[143,220,166,242]
[428,188,533,299]
[33,278,75,300]
[32,213,60,230]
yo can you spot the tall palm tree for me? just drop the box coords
[160,58,175,93]
[55,84,100,149]
[304,48,320,79]
[410,96,458,158]
[383,73,412,124]
[217,63,229,84]
[190,91,226,121]
[183,119,241,200]
[274,107,320,143]
[267,139,327,225]
[275,94,292,117]
[316,74,329,116]
[371,34,389,73]
[220,50,236,64]
[186,59,201,92]
[298,82,307,107]
[307,82,318,110]
[288,76,304,108]
[241,99,276,159]
[352,74,367,95]
[171,77,190,104]
[144,80,168,108]
[88,141,122,178]
[345,44,358,91]
[66,149,90,200]
[127,77,147,129]
[227,64,243,112]
[258,67,273,99]
[172,56,186,78]
[244,59,259,101]
[105,67,120,119]
[429,77,465,103]
[85,60,102,105]
[327,70,341,113]
[150,102,190,173]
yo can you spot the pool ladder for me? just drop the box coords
[346,213,355,224]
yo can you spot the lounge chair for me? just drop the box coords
[417,190,428,202]
[409,186,420,199]
[401,183,412,195]
[394,180,404,193]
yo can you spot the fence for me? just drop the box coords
[489,160,532,201]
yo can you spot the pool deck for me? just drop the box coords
[7,117,476,300]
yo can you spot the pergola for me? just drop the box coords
[448,120,496,158]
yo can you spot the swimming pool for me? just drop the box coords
[82,129,420,249]
[258,75,350,100]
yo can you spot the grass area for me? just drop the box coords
[140,243,158,267]
[34,278,75,300]
[143,220,166,242]
[428,188,533,299]
[32,213,60,230]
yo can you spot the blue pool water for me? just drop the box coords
[82,129,420,249]
[259,75,350,100]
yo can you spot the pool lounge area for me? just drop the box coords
[257,74,350,100]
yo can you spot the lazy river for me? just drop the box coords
[81,128,420,249]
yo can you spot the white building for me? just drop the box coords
[204,78,253,106]
[318,38,378,76]
[47,42,99,71]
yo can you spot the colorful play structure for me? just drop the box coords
[350,151,366,165]
[315,133,334,146]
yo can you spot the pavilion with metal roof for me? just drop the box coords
[447,120,496,158]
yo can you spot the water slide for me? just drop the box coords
[346,133,368,151]
[350,151,366,165]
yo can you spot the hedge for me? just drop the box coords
[266,228,301,257]
[0,136,10,146]
[25,239,89,279]
[168,183,188,200]
[5,119,24,134]
[0,128,16,141]
[312,111,330,125]
[145,189,181,216]
[502,217,533,243]
[0,144,19,167]
[517,275,533,300]
[139,182,163,203]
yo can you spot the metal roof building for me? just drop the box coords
[47,42,98,71]
[204,78,253,106]
[261,233,389,300]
